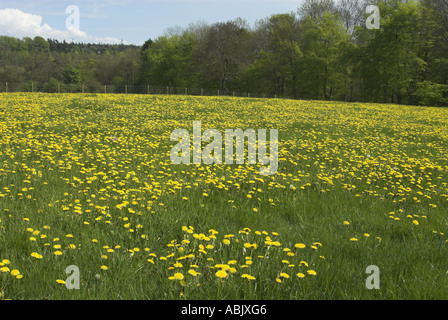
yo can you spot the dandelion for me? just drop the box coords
[215,270,228,279]
[188,269,200,277]
[299,261,308,267]
[169,272,184,281]
[241,274,256,281]
[31,252,43,259]
[307,270,317,276]
[1,267,10,273]
[10,270,20,276]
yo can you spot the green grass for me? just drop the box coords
[1,92,448,300]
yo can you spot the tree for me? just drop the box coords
[139,32,197,91]
[354,0,425,104]
[298,11,351,100]
[245,13,302,98]
[63,64,81,84]
[193,18,252,93]
[298,0,338,20]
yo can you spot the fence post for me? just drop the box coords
[201,88,203,96]
[5,82,8,92]
[185,87,187,95]
[167,86,169,94]
[31,82,34,93]
[147,84,150,94]
[82,83,84,93]
[125,85,128,94]
[104,85,107,94]
[58,83,60,93]
[217,89,219,96]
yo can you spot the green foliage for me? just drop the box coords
[63,64,81,85]
[415,81,448,106]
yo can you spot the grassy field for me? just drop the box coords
[1,92,448,300]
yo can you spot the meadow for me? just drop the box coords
[1,92,448,300]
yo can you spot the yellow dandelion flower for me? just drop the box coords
[188,269,200,277]
[10,270,20,276]
[173,272,184,280]
[307,270,317,276]
[241,274,256,281]
[215,270,228,278]
[30,252,43,259]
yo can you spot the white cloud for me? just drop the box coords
[0,8,124,44]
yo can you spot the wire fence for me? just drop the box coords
[0,81,286,99]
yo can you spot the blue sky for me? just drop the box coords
[0,0,304,45]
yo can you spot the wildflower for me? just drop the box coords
[215,270,228,279]
[30,252,43,259]
[307,270,317,276]
[299,261,308,267]
[10,270,20,276]
[188,269,200,277]
[169,273,184,281]
[241,274,256,281]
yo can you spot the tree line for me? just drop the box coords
[0,0,447,106]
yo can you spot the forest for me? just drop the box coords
[0,0,447,106]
